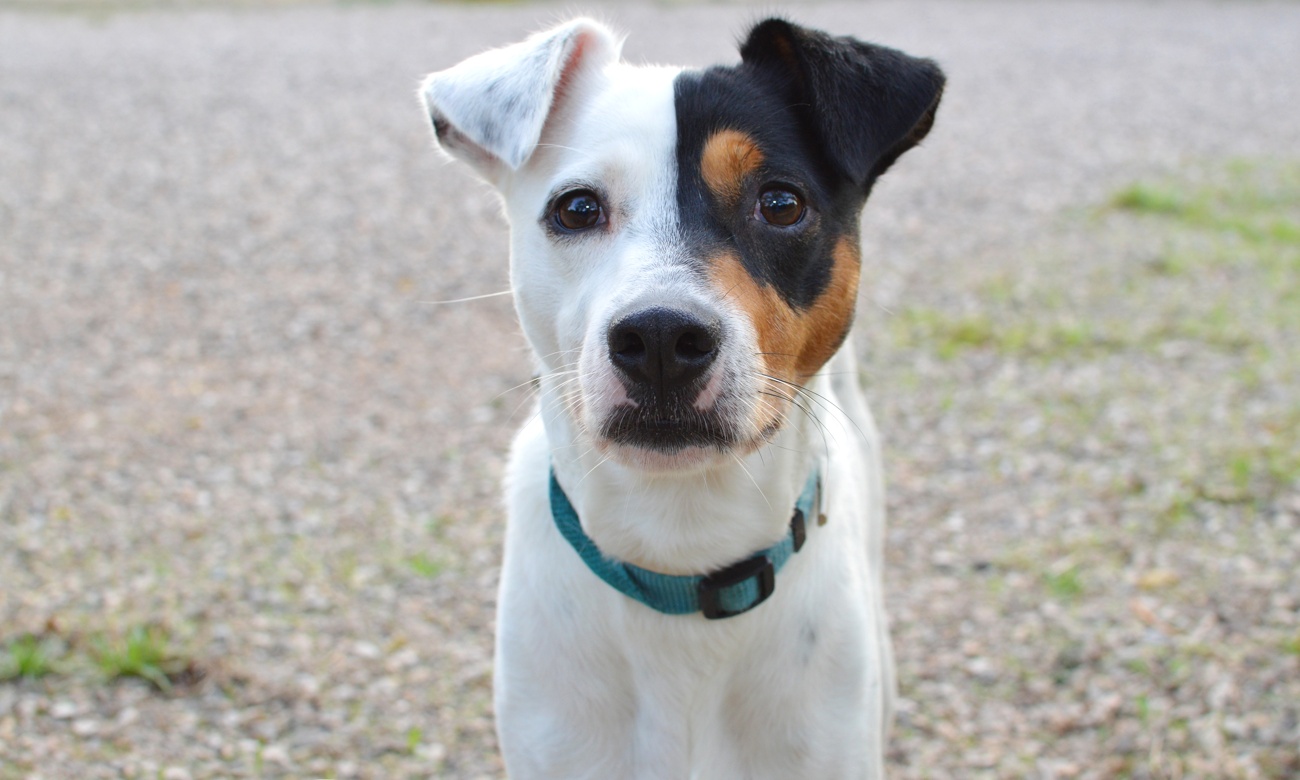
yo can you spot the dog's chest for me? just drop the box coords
[497,406,884,778]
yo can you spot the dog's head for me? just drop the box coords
[422,18,943,472]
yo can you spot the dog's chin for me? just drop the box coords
[601,442,726,473]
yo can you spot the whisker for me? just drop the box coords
[757,380,831,458]
[493,375,543,403]
[417,289,512,306]
[578,454,612,487]
[730,452,772,511]
[756,372,868,445]
[505,387,544,426]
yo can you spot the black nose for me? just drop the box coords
[608,307,720,393]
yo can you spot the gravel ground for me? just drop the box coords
[2,2,1299,778]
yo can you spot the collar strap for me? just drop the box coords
[548,467,821,620]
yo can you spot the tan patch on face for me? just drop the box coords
[709,238,861,432]
[700,130,765,205]
[794,237,860,378]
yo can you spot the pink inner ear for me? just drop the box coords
[540,28,612,149]
[557,31,593,97]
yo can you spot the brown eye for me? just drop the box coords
[553,190,605,231]
[755,188,805,227]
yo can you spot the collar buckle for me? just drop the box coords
[791,507,807,553]
[697,553,776,620]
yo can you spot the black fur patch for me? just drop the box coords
[673,19,945,310]
[601,406,736,452]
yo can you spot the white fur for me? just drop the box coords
[421,19,895,779]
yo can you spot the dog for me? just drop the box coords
[420,17,943,779]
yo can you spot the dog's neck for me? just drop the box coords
[541,373,827,576]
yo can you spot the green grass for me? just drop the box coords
[1154,489,1196,536]
[893,160,1300,376]
[1044,565,1084,601]
[405,552,444,578]
[0,635,59,680]
[1112,163,1300,250]
[892,308,1117,360]
[1220,437,1300,499]
[1112,183,1188,216]
[1133,696,1154,722]
[1166,407,1300,511]
[91,625,183,692]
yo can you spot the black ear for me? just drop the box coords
[740,19,945,188]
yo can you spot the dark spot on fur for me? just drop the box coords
[800,622,818,666]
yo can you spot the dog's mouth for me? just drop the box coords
[592,398,788,472]
[600,405,736,453]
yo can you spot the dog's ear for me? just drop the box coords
[740,19,945,189]
[419,19,621,181]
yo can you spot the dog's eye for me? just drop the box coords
[755,188,805,227]
[553,190,605,232]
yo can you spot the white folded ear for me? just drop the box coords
[419,18,622,181]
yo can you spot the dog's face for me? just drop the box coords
[423,19,943,472]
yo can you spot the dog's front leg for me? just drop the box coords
[496,419,692,779]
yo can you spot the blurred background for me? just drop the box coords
[1,1,1298,778]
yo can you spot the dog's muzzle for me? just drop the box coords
[602,306,731,451]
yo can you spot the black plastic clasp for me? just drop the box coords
[698,554,775,620]
[790,508,806,553]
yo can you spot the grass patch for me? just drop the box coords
[892,308,1119,360]
[1219,440,1300,499]
[0,635,59,680]
[1044,564,1084,601]
[900,310,998,358]
[896,161,1300,367]
[1178,409,1300,508]
[1112,183,1188,216]
[1134,693,1150,724]
[405,552,444,579]
[91,625,187,692]
[1111,162,1300,250]
[1111,163,1300,362]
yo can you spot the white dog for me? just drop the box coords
[420,17,943,779]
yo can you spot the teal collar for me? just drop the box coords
[548,467,821,620]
